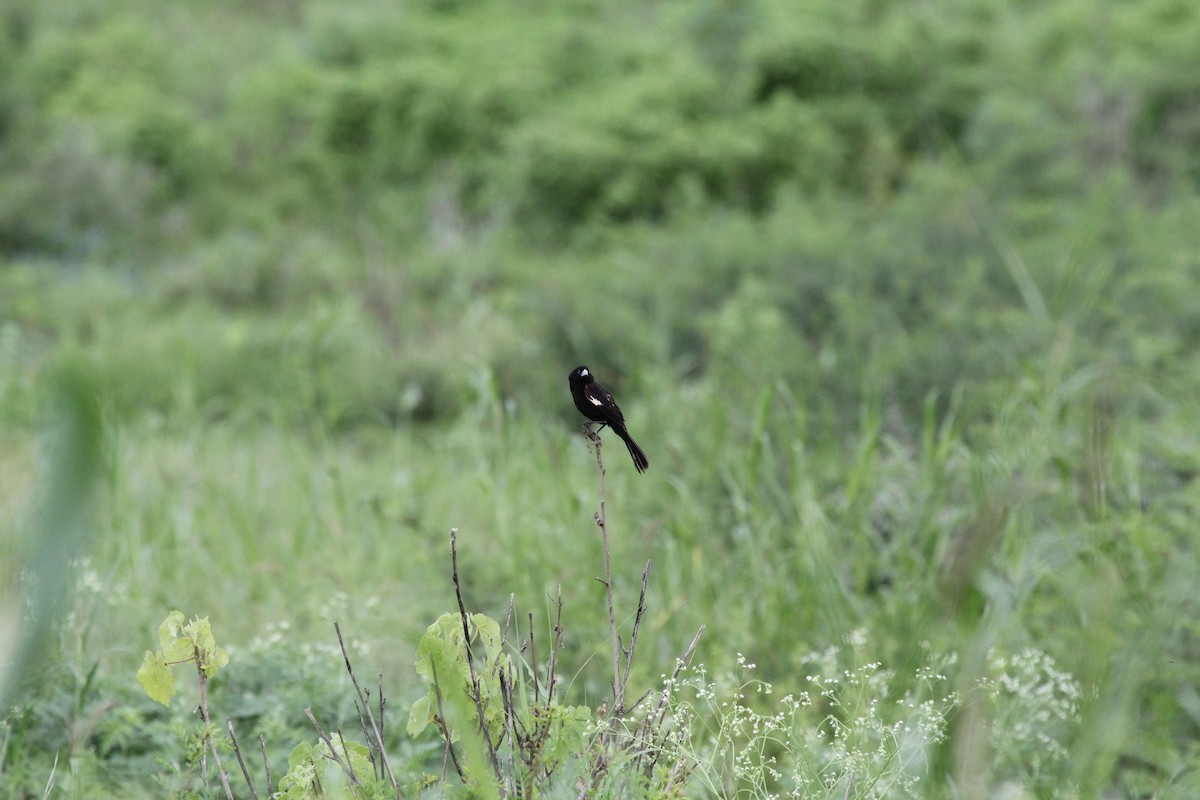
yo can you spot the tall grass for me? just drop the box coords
[3,0,1200,795]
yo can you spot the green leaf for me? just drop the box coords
[276,742,319,798]
[186,616,215,653]
[471,613,503,660]
[157,610,185,654]
[323,735,373,780]
[416,615,471,686]
[187,617,228,676]
[163,635,195,664]
[204,646,230,677]
[407,693,433,737]
[136,650,175,706]
[277,737,378,799]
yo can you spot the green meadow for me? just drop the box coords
[2,0,1200,796]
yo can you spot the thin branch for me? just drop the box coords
[625,688,654,716]
[312,760,324,796]
[666,758,689,791]
[586,424,623,715]
[499,667,519,797]
[639,625,707,775]
[450,528,503,780]
[336,728,360,788]
[353,699,379,781]
[304,708,359,786]
[528,612,539,706]
[226,718,259,800]
[333,622,402,795]
[259,735,272,798]
[522,593,567,776]
[545,587,564,708]
[440,739,451,785]
[377,672,387,776]
[617,560,652,714]
[502,593,515,642]
[430,654,466,782]
[651,625,706,731]
[195,650,235,800]
[578,747,610,800]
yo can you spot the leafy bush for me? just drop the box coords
[3,0,1200,796]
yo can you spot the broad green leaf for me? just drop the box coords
[471,613,502,660]
[277,737,376,800]
[416,623,470,686]
[286,741,317,771]
[136,650,175,706]
[415,614,461,680]
[277,742,319,798]
[157,610,185,653]
[431,613,463,642]
[187,617,229,676]
[203,645,230,677]
[163,635,195,664]
[187,617,216,653]
[326,736,373,779]
[407,693,433,737]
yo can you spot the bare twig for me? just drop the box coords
[259,735,272,798]
[638,625,707,775]
[353,700,379,780]
[527,594,566,767]
[502,593,515,642]
[337,728,360,787]
[625,688,654,715]
[586,424,623,715]
[651,625,706,730]
[578,747,610,800]
[377,672,387,776]
[333,623,402,795]
[546,587,564,707]
[617,560,652,713]
[528,612,539,705]
[226,718,259,800]
[430,655,466,782]
[666,758,689,790]
[304,708,359,785]
[499,667,519,797]
[195,648,235,800]
[450,528,503,780]
[440,739,451,784]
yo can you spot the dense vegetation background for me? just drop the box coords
[2,0,1200,796]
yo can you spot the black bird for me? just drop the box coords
[568,365,649,473]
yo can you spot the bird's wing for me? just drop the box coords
[587,383,626,426]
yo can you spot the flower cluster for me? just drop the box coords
[979,647,1081,782]
[663,634,958,799]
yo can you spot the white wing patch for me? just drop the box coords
[587,394,603,406]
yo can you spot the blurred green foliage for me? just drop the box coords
[1,0,1198,430]
[2,0,1200,796]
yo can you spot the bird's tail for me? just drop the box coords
[615,426,649,473]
